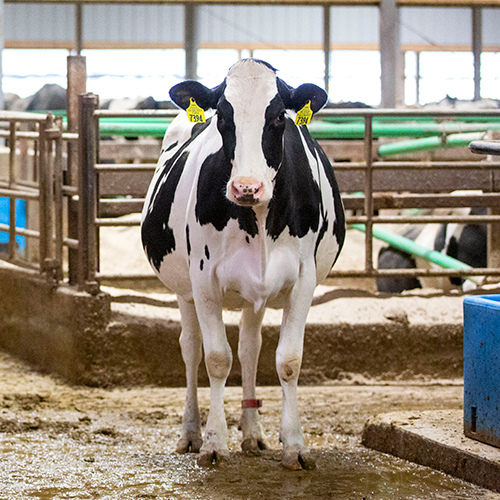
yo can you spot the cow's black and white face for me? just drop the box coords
[170,59,328,208]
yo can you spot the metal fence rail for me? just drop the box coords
[4,100,500,293]
[0,111,77,286]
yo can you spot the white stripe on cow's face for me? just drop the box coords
[222,60,282,207]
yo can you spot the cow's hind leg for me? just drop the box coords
[176,296,203,454]
[238,307,268,454]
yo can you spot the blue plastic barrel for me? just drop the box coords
[0,197,26,252]
[463,295,500,448]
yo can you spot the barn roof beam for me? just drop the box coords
[4,0,500,6]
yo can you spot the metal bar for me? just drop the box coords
[0,187,39,200]
[323,4,331,95]
[472,6,482,101]
[316,108,500,118]
[54,116,64,281]
[78,93,99,293]
[184,3,199,80]
[347,215,500,224]
[67,55,87,284]
[75,2,83,55]
[38,116,49,273]
[328,268,500,278]
[0,223,38,239]
[8,121,17,261]
[95,163,156,172]
[334,161,500,170]
[94,109,179,118]
[343,192,500,210]
[96,273,157,281]
[96,217,141,227]
[0,177,39,190]
[364,115,374,273]
[0,111,48,122]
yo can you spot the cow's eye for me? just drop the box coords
[274,112,286,127]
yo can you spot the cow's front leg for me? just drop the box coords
[193,292,233,467]
[277,270,317,471]
[238,307,268,454]
[176,296,204,453]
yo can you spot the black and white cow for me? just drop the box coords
[141,59,345,470]
[377,208,486,293]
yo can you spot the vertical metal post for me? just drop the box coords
[78,93,99,293]
[323,5,331,96]
[472,6,482,101]
[67,55,87,284]
[364,115,374,274]
[185,3,199,80]
[379,0,400,108]
[8,121,16,261]
[75,2,83,55]
[415,51,420,105]
[38,117,49,273]
[54,116,64,282]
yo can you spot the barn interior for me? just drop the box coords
[0,0,500,498]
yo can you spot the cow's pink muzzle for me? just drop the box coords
[230,177,266,206]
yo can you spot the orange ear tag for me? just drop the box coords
[295,100,313,126]
[186,98,206,123]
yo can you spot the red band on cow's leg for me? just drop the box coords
[241,399,263,409]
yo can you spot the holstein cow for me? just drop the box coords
[141,59,345,470]
[377,207,486,293]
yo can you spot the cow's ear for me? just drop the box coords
[291,83,328,113]
[278,79,328,114]
[170,80,225,110]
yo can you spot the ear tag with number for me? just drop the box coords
[295,100,313,126]
[186,98,206,123]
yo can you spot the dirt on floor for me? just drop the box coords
[0,351,499,500]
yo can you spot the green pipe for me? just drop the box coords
[98,122,170,137]
[378,131,486,157]
[351,224,479,284]
[308,120,500,140]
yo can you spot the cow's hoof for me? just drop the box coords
[241,437,268,455]
[176,433,203,454]
[197,448,230,468]
[282,446,316,471]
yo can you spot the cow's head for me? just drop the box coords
[170,59,327,207]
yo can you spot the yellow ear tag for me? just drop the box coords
[186,98,206,123]
[295,100,313,126]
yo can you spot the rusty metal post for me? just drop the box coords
[8,121,16,261]
[67,55,86,284]
[38,116,49,273]
[364,115,374,273]
[78,93,99,293]
[54,116,64,282]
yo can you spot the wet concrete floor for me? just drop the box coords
[0,351,498,500]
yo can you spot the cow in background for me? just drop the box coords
[377,207,487,293]
[141,59,345,470]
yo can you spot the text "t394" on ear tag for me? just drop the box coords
[186,98,206,123]
[295,100,313,126]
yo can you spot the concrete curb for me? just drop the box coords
[362,410,500,493]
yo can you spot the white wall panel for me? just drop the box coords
[82,4,184,43]
[330,6,379,45]
[400,7,471,46]
[199,5,323,45]
[5,3,74,41]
